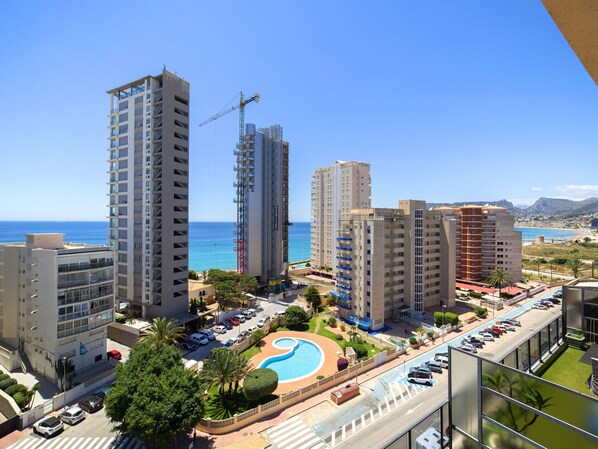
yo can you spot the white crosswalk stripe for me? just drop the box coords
[266,416,329,449]
[7,436,145,449]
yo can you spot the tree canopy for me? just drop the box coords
[303,285,322,310]
[284,305,309,325]
[139,317,185,346]
[243,368,278,401]
[105,342,205,446]
[205,269,259,310]
[486,267,515,298]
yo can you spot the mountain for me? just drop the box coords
[525,197,598,215]
[427,199,521,214]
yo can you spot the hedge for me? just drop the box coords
[409,337,418,345]
[243,368,279,401]
[115,313,127,324]
[434,312,445,327]
[346,341,367,358]
[470,292,483,299]
[0,373,9,383]
[445,312,459,326]
[0,378,17,391]
[12,392,29,409]
[473,306,487,318]
[5,384,27,397]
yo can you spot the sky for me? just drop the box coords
[0,1,597,222]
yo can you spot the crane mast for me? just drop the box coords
[199,92,260,274]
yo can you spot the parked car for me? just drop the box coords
[106,350,122,361]
[59,406,85,425]
[247,308,257,317]
[273,310,286,318]
[242,310,254,319]
[483,328,501,338]
[223,321,233,330]
[477,332,495,341]
[34,417,64,438]
[257,316,271,327]
[93,387,110,400]
[227,317,240,326]
[503,319,521,327]
[225,338,235,348]
[199,329,216,340]
[532,303,548,310]
[464,339,484,349]
[189,333,210,345]
[408,369,433,386]
[495,322,515,331]
[546,297,561,304]
[181,341,199,351]
[465,336,485,346]
[554,289,562,298]
[433,355,449,369]
[410,365,432,375]
[424,360,443,373]
[247,325,258,335]
[435,352,448,359]
[540,300,555,308]
[489,326,504,335]
[457,343,477,353]
[238,330,250,339]
[234,314,246,323]
[78,396,104,413]
[213,325,227,334]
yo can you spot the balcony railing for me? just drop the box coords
[58,260,114,273]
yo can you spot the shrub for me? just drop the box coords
[346,342,368,358]
[470,292,482,299]
[284,305,309,325]
[5,384,27,397]
[445,312,459,326]
[409,337,419,346]
[434,312,444,327]
[427,331,435,340]
[269,321,278,332]
[340,323,346,332]
[337,358,349,371]
[12,391,29,409]
[335,334,344,341]
[473,306,487,318]
[0,378,17,391]
[328,317,337,328]
[243,368,279,401]
[115,313,127,324]
[316,375,325,380]
[0,373,9,383]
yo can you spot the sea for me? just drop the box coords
[0,222,580,272]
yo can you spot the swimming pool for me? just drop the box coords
[259,337,324,382]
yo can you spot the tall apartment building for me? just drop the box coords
[311,161,371,270]
[107,69,190,319]
[0,234,114,384]
[243,124,289,285]
[332,200,455,330]
[437,205,522,282]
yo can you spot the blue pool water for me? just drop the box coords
[259,338,324,382]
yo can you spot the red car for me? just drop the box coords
[107,350,122,361]
[488,326,503,335]
[227,317,240,326]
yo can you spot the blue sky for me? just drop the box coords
[1,1,596,222]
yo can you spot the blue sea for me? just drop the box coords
[0,222,579,271]
[0,221,310,272]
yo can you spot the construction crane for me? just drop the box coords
[199,92,260,274]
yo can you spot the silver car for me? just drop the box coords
[59,406,85,425]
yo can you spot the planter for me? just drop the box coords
[565,332,585,349]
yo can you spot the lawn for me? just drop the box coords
[540,347,593,396]
[241,344,261,360]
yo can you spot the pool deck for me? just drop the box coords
[249,331,342,394]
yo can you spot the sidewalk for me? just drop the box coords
[195,287,558,448]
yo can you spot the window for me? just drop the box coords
[118,113,128,123]
[118,136,128,146]
[118,125,128,134]
[118,101,128,111]
[118,148,128,158]
[118,160,128,169]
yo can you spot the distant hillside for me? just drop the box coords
[428,199,521,214]
[525,197,598,215]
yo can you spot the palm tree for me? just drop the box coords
[566,258,586,278]
[231,355,252,393]
[486,267,515,301]
[140,317,185,346]
[200,348,238,396]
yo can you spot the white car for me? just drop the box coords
[477,332,495,341]
[213,325,227,334]
[59,406,85,425]
[532,303,548,310]
[273,310,286,318]
[189,333,209,345]
[234,314,246,323]
[247,325,258,335]
[34,417,64,438]
[257,316,271,327]
[457,343,477,354]
[495,323,514,331]
[199,329,216,340]
[246,308,257,317]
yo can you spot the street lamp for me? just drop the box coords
[442,305,447,343]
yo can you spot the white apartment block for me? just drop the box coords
[332,201,455,331]
[311,161,371,270]
[107,69,190,319]
[0,234,114,384]
[244,124,289,285]
[437,205,522,282]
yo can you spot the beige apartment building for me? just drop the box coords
[332,200,455,330]
[0,234,114,384]
[437,205,522,282]
[311,161,371,270]
[107,69,190,320]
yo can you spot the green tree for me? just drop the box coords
[140,317,185,346]
[304,285,322,311]
[284,305,309,326]
[415,326,427,344]
[486,267,515,301]
[105,342,205,447]
[239,275,259,295]
[252,328,266,347]
[200,348,244,396]
[54,358,75,391]
[566,258,586,278]
[189,298,198,315]
[243,368,278,401]
[188,270,199,280]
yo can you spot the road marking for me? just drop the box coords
[265,416,328,449]
[8,436,144,449]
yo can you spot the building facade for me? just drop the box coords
[244,124,289,285]
[0,234,114,384]
[563,280,598,343]
[310,161,371,270]
[332,200,455,330]
[437,205,522,282]
[107,69,190,319]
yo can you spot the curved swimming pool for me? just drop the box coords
[259,337,324,382]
